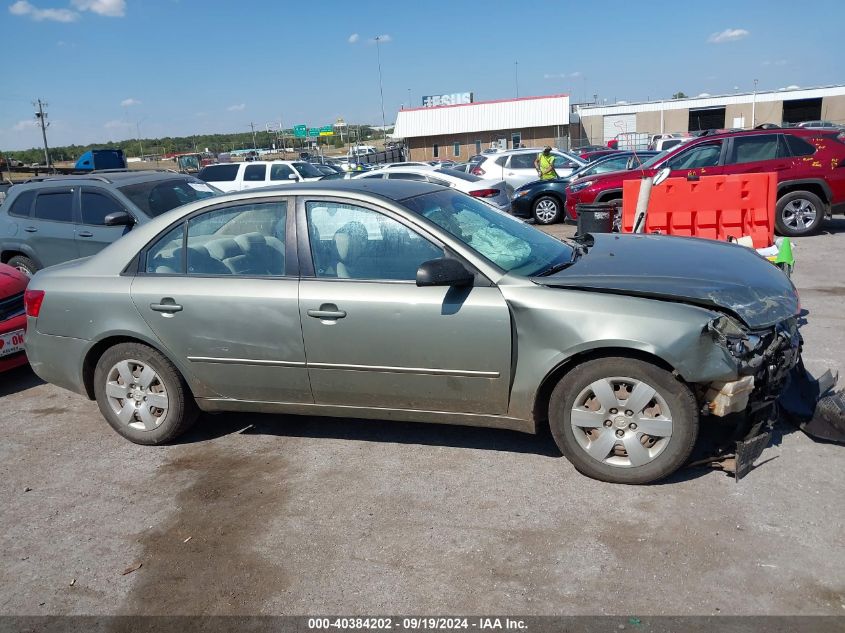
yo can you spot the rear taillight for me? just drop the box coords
[470,166,485,176]
[469,188,500,198]
[24,289,45,318]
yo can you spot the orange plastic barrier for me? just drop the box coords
[621,173,776,248]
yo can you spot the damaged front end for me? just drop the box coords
[699,314,804,479]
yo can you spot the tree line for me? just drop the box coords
[4,125,389,165]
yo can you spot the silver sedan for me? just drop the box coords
[24,180,801,483]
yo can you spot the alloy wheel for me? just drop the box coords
[534,199,559,223]
[782,198,817,231]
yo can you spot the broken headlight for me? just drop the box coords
[707,315,761,356]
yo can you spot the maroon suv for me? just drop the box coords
[565,128,845,236]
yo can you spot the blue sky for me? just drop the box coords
[2,0,843,150]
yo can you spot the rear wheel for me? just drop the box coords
[93,342,198,445]
[532,196,562,224]
[776,191,824,237]
[7,255,37,277]
[549,357,698,484]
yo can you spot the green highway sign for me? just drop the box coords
[319,125,334,136]
[293,124,307,138]
[307,128,319,137]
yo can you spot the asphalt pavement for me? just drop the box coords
[0,220,843,616]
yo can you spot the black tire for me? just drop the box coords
[775,191,824,237]
[532,195,563,225]
[7,255,38,277]
[93,342,198,445]
[549,357,698,484]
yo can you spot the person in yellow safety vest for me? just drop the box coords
[534,146,558,180]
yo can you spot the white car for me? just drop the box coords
[382,162,435,169]
[354,166,513,213]
[197,161,324,193]
[470,148,586,189]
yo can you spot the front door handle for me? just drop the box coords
[307,304,347,320]
[78,231,93,238]
[24,226,37,233]
[150,298,183,313]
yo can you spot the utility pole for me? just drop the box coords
[751,78,759,128]
[33,99,51,167]
[248,122,257,150]
[514,61,519,98]
[374,36,388,147]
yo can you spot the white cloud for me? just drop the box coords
[227,103,246,112]
[348,33,359,44]
[120,97,141,107]
[708,28,749,44]
[71,0,125,17]
[569,71,582,78]
[9,1,79,22]
[763,59,787,67]
[12,119,35,131]
[544,71,581,80]
[104,119,131,129]
[369,34,391,43]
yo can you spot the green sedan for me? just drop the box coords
[23,180,801,483]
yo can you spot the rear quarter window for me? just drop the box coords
[785,135,817,157]
[6,190,35,217]
[198,164,240,182]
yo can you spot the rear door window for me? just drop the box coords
[198,164,240,182]
[270,164,295,180]
[80,190,127,225]
[7,190,35,217]
[33,190,74,222]
[244,164,267,181]
[508,154,536,169]
[728,134,784,164]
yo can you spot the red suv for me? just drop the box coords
[565,128,845,237]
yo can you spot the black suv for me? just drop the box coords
[0,170,218,276]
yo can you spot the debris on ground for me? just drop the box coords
[121,562,142,576]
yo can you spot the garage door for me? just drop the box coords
[603,114,636,144]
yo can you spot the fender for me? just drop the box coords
[0,241,43,268]
[595,188,623,202]
[777,178,833,203]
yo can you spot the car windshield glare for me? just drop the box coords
[402,190,574,275]
[434,168,481,182]
[292,162,323,178]
[639,151,669,169]
[117,178,219,217]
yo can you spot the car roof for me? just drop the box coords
[248,178,444,201]
[10,169,197,190]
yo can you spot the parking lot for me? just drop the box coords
[0,219,842,617]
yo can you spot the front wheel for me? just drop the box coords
[93,342,198,445]
[549,357,698,484]
[532,196,562,224]
[776,191,824,237]
[7,255,38,277]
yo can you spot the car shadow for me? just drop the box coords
[0,364,45,397]
[819,217,845,236]
[176,410,564,457]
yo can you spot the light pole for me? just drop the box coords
[136,116,147,160]
[751,78,759,128]
[408,88,412,108]
[374,36,388,147]
[514,61,519,98]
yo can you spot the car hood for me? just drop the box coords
[568,168,649,188]
[533,233,799,329]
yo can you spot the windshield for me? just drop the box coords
[292,162,323,178]
[402,190,573,275]
[639,151,669,169]
[118,178,219,217]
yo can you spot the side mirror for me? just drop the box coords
[653,166,671,186]
[416,257,474,287]
[288,173,299,181]
[104,211,135,227]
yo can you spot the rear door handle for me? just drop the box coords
[78,231,93,238]
[24,226,37,233]
[150,298,183,313]
[307,305,347,320]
